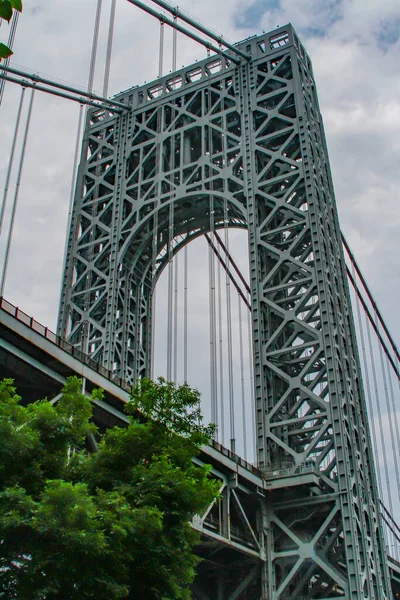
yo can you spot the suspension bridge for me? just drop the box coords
[0,2,400,598]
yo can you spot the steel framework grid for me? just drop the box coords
[58,24,391,599]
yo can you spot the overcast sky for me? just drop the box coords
[1,0,400,479]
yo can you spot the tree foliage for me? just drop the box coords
[0,0,22,61]
[0,376,218,599]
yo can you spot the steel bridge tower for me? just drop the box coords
[58,24,391,599]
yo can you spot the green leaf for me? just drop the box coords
[0,42,13,61]
[10,0,22,11]
[0,0,13,21]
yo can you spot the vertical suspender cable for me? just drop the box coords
[247,306,256,463]
[353,264,383,496]
[158,20,165,78]
[58,103,84,306]
[166,202,173,380]
[224,198,235,452]
[238,294,247,459]
[366,311,393,515]
[0,86,25,236]
[88,0,103,93]
[103,0,117,97]
[386,353,400,453]
[150,208,158,379]
[217,258,225,445]
[82,0,103,354]
[172,13,177,71]
[173,252,178,382]
[183,242,188,382]
[375,311,400,502]
[0,88,35,298]
[386,356,400,495]
[208,227,217,427]
[0,11,19,107]
[208,95,217,429]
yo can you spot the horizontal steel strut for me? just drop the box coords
[0,64,127,110]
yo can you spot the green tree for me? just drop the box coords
[0,376,218,599]
[0,0,22,61]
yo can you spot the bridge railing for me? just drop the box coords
[0,297,132,394]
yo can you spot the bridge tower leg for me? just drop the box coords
[58,24,391,599]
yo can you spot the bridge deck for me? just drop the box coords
[1,297,399,598]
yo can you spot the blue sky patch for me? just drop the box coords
[377,17,400,51]
[234,0,280,29]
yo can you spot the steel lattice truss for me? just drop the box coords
[59,25,392,599]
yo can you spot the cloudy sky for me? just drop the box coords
[1,0,400,486]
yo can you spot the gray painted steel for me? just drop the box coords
[58,24,391,599]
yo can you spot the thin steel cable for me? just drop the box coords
[217,258,225,445]
[173,252,178,382]
[0,88,35,297]
[238,294,247,459]
[183,244,188,382]
[386,357,400,490]
[150,209,159,379]
[158,21,165,78]
[347,267,400,381]
[166,202,174,380]
[343,234,400,366]
[172,14,177,71]
[353,264,383,496]
[0,85,25,236]
[0,11,19,106]
[366,311,394,515]
[58,103,84,307]
[88,0,103,93]
[103,0,117,97]
[375,310,400,503]
[208,233,217,428]
[224,198,235,452]
[247,305,256,463]
[208,94,217,429]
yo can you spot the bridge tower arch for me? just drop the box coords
[58,24,391,600]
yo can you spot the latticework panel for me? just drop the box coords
[58,25,390,600]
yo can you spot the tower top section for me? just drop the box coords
[111,23,313,110]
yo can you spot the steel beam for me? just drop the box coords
[0,64,127,109]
